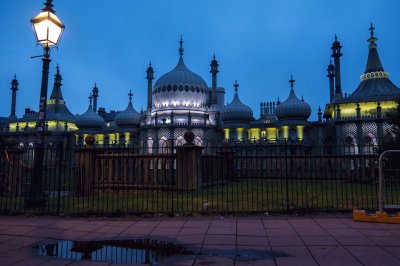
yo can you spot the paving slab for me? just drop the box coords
[0,214,398,265]
[346,245,400,266]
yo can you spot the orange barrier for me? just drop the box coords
[353,210,400,224]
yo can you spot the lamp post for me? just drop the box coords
[25,0,64,208]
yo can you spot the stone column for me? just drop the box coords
[175,131,203,191]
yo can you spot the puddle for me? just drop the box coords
[36,239,291,264]
[201,249,290,261]
[35,239,193,264]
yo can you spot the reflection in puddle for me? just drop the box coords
[36,239,193,264]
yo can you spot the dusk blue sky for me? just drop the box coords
[0,0,399,120]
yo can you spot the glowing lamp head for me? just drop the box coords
[31,0,64,49]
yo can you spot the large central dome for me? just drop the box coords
[152,38,209,112]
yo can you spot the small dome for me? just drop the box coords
[76,105,105,129]
[275,88,311,121]
[221,81,254,123]
[115,101,141,127]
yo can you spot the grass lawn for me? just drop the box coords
[1,179,399,215]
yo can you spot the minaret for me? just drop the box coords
[327,59,335,102]
[53,64,62,113]
[146,62,154,112]
[9,75,19,119]
[210,54,219,105]
[331,34,343,98]
[92,83,99,113]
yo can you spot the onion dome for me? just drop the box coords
[152,36,209,111]
[275,76,311,121]
[75,94,105,129]
[115,90,141,127]
[221,81,254,122]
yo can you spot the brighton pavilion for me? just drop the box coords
[1,25,399,155]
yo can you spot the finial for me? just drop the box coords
[334,34,337,42]
[128,90,133,102]
[233,80,239,94]
[89,93,93,106]
[13,74,17,80]
[42,0,55,12]
[318,106,321,112]
[301,95,304,101]
[213,53,216,60]
[289,75,295,90]
[179,35,184,56]
[367,23,378,45]
[56,63,60,74]
[369,23,375,38]
[149,61,152,67]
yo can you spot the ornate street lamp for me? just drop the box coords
[25,0,64,208]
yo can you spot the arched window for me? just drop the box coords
[175,136,185,146]
[158,137,170,155]
[345,135,358,155]
[147,137,154,154]
[194,136,202,146]
[363,134,376,155]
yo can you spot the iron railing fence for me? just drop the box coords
[0,138,399,215]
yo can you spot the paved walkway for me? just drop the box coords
[0,214,399,265]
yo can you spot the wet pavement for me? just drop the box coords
[0,213,400,265]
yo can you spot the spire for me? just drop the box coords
[327,59,335,102]
[10,75,19,118]
[364,23,384,73]
[146,61,154,79]
[289,75,295,90]
[317,106,322,122]
[331,34,342,57]
[234,80,239,94]
[92,83,99,112]
[128,90,133,103]
[11,75,19,91]
[49,64,64,101]
[331,34,343,97]
[179,35,184,57]
[146,62,154,112]
[92,83,99,94]
[210,54,219,105]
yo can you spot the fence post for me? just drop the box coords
[56,140,64,215]
[175,131,203,191]
[75,135,96,196]
[2,138,25,199]
[285,139,289,211]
